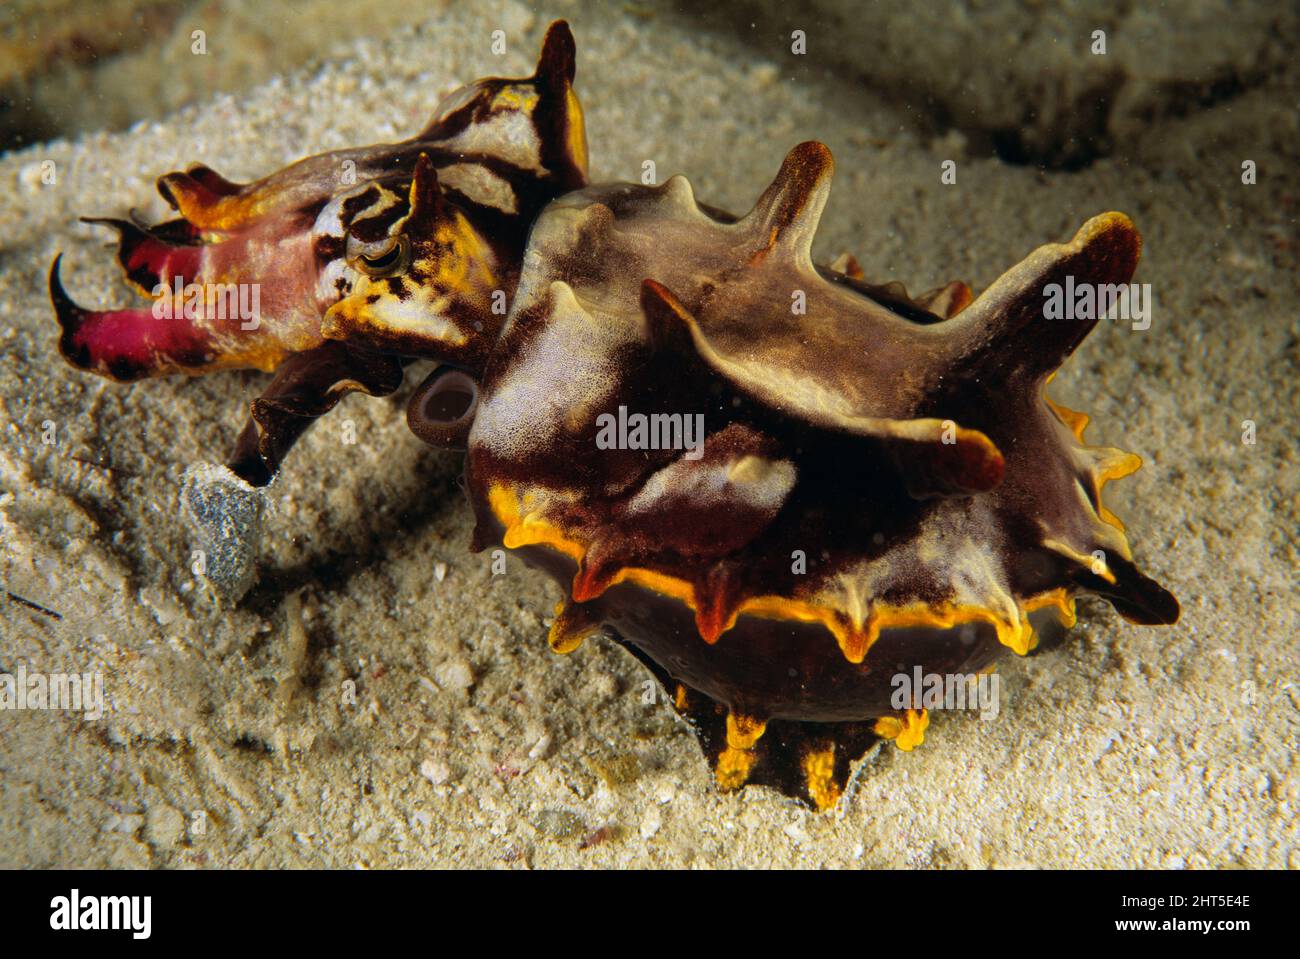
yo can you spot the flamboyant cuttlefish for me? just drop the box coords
[50,21,1179,810]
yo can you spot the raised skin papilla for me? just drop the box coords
[50,21,586,485]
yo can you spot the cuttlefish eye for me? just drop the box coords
[347,234,411,278]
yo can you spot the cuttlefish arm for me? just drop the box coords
[227,342,405,486]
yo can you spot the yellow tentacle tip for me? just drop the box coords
[875,708,929,751]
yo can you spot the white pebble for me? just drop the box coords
[420,758,451,785]
[435,658,473,691]
[640,805,661,840]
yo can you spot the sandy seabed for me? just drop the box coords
[0,0,1296,868]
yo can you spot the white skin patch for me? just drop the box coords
[445,111,543,174]
[625,455,795,516]
[312,195,348,240]
[315,257,357,308]
[351,186,402,226]
[438,163,518,214]
[475,283,637,459]
[312,199,358,307]
[345,287,467,344]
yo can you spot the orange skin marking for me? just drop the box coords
[489,482,1081,664]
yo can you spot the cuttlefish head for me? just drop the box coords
[49,20,586,384]
[316,154,506,369]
